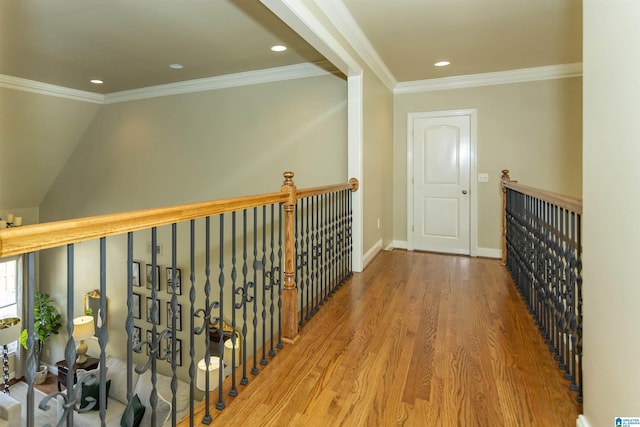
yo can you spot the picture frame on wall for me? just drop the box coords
[145,264,161,291]
[166,302,182,331]
[132,293,141,319]
[132,261,141,287]
[166,267,182,295]
[166,338,182,366]
[146,297,160,324]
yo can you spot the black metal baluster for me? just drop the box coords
[230,212,238,397]
[267,204,277,358]
[124,233,136,426]
[251,207,259,376]
[277,204,283,350]
[217,214,226,410]
[188,219,197,424]
[260,205,268,366]
[98,237,108,423]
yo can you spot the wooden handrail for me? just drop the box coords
[0,173,360,260]
[0,192,288,258]
[500,169,582,264]
[503,182,582,214]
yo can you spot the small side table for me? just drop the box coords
[56,356,99,391]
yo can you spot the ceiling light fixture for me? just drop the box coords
[169,63,184,69]
[434,61,451,67]
[271,45,287,52]
[90,79,103,84]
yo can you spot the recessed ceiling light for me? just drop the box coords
[271,45,287,52]
[90,79,103,84]
[169,63,184,70]
[434,61,451,67]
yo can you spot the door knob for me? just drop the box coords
[462,190,468,195]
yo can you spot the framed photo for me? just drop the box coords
[132,326,141,351]
[146,297,160,324]
[145,264,161,291]
[166,267,182,295]
[166,302,182,331]
[132,293,141,319]
[132,261,141,287]
[166,338,182,366]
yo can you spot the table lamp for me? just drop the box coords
[73,316,95,364]
[0,317,20,394]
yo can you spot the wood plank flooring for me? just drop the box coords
[187,250,582,426]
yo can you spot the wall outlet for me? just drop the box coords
[478,173,489,183]
[377,218,381,230]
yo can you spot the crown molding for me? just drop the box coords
[313,0,396,90]
[1,63,331,105]
[394,63,583,94]
[0,75,104,104]
[103,62,331,104]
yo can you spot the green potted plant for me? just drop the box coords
[20,292,62,384]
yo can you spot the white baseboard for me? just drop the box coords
[363,239,382,268]
[391,240,407,250]
[576,414,591,427]
[476,247,501,259]
[387,241,501,259]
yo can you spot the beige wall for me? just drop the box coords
[40,74,348,221]
[582,2,640,426]
[0,87,100,209]
[393,77,582,251]
[37,73,349,369]
[362,70,394,254]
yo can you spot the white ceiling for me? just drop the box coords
[0,0,582,94]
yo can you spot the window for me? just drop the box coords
[0,257,19,319]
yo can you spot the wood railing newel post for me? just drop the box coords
[500,169,511,265]
[281,171,300,343]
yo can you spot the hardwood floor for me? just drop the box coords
[188,250,582,426]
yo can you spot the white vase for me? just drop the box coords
[34,365,48,385]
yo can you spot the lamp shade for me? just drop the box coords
[72,316,95,341]
[196,357,222,391]
[0,318,20,344]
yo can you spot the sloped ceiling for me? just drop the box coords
[0,0,582,209]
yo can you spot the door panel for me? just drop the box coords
[413,115,470,254]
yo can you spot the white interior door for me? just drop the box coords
[411,114,470,254]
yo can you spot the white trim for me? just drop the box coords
[348,74,364,273]
[1,63,333,105]
[263,0,365,273]
[363,239,382,269]
[391,240,408,250]
[261,0,362,77]
[576,415,591,427]
[314,0,396,91]
[477,247,501,259]
[104,63,330,104]
[0,74,104,104]
[407,109,478,256]
[394,63,583,94]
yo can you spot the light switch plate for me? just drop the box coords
[478,173,489,183]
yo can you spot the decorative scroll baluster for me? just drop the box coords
[169,223,179,425]
[217,215,226,410]
[229,211,238,397]
[276,204,283,350]
[261,206,268,366]
[188,219,197,422]
[251,208,259,376]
